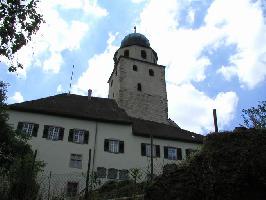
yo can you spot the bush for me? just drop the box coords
[145,129,266,200]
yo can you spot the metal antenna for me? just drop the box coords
[134,26,136,33]
[69,65,75,94]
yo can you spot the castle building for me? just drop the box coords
[7,32,203,197]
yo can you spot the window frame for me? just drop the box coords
[73,129,85,144]
[124,49,129,57]
[137,83,142,91]
[48,126,60,141]
[141,143,160,157]
[149,69,154,76]
[141,50,147,59]
[104,139,124,154]
[22,122,34,135]
[69,154,82,169]
[133,65,138,71]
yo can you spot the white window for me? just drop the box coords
[109,140,119,153]
[73,130,84,144]
[168,147,177,160]
[22,123,34,135]
[48,127,60,140]
[69,154,82,169]
[146,144,156,157]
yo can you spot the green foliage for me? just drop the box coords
[242,101,266,129]
[0,0,44,72]
[145,130,266,200]
[0,81,45,200]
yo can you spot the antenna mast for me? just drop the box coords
[69,65,75,94]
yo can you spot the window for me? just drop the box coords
[124,49,129,57]
[43,125,64,141]
[141,143,160,157]
[17,122,39,137]
[67,182,78,197]
[68,129,89,144]
[149,69,154,76]
[133,65,138,71]
[119,170,129,180]
[111,80,113,86]
[69,154,82,169]
[97,167,107,178]
[164,147,182,160]
[141,50,147,59]
[104,139,124,153]
[107,168,118,179]
[137,83,142,91]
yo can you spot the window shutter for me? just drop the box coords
[164,147,168,159]
[59,127,64,140]
[104,139,109,151]
[119,141,124,153]
[43,125,49,138]
[17,122,23,131]
[32,124,39,137]
[177,148,182,160]
[84,131,89,144]
[141,143,146,156]
[68,129,74,142]
[156,145,160,157]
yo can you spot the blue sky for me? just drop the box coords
[1,0,266,134]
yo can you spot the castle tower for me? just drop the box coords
[108,32,168,124]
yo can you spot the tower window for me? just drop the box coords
[111,80,113,86]
[133,65,138,71]
[149,69,154,76]
[124,50,129,57]
[137,83,142,91]
[141,50,147,59]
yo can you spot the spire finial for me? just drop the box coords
[134,26,136,33]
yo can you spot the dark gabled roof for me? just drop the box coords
[9,93,204,143]
[8,93,132,124]
[132,118,203,144]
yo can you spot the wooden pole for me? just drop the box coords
[85,149,92,200]
[150,135,154,182]
[213,109,218,132]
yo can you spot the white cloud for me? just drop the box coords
[56,84,63,93]
[6,0,107,77]
[131,0,146,4]
[9,92,24,103]
[72,33,118,97]
[167,83,239,134]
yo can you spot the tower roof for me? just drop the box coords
[120,33,150,48]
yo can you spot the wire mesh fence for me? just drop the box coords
[1,161,180,200]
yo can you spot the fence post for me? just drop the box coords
[85,149,92,200]
[48,171,52,200]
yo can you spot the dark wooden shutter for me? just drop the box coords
[84,131,89,144]
[119,141,124,153]
[156,145,160,157]
[32,124,39,137]
[177,148,182,160]
[164,147,168,159]
[141,143,146,156]
[43,125,49,138]
[68,129,74,142]
[104,139,109,151]
[59,127,64,140]
[17,122,23,131]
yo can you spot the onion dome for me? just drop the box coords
[120,33,150,48]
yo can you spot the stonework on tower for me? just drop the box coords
[108,32,169,124]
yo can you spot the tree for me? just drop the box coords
[145,130,266,200]
[0,0,43,72]
[242,101,266,129]
[0,81,44,200]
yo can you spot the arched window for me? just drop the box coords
[137,83,142,91]
[124,50,129,57]
[141,50,147,59]
[149,69,154,76]
[133,65,138,71]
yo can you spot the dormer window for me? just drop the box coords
[149,69,154,76]
[133,65,138,71]
[137,83,142,91]
[141,50,147,59]
[124,50,129,57]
